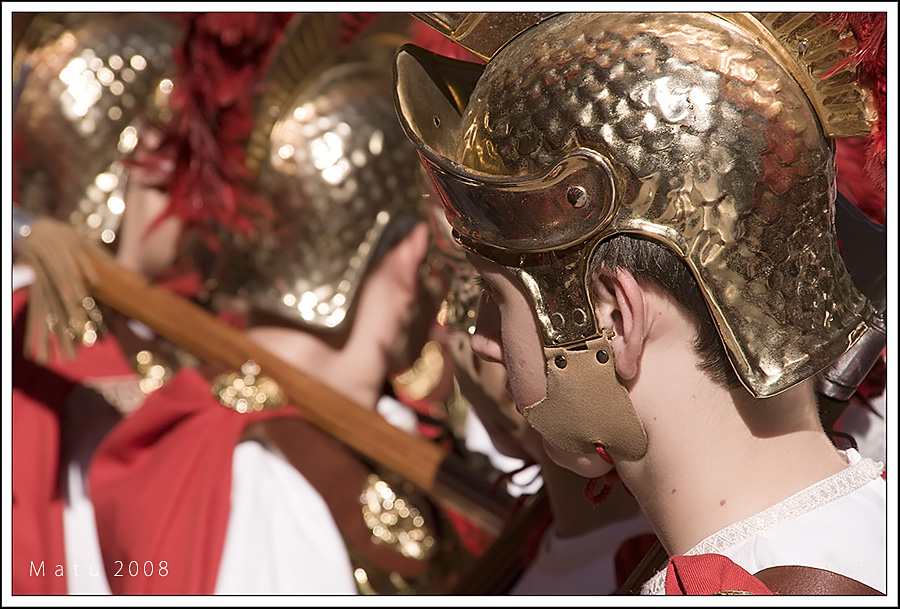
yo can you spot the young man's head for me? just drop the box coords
[393,12,880,473]
[210,13,440,366]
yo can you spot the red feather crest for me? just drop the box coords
[141,13,293,250]
[830,12,888,226]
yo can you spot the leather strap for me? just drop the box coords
[755,565,882,595]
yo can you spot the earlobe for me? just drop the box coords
[591,268,645,381]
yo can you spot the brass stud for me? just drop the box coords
[566,185,588,208]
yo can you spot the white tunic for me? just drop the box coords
[512,511,653,595]
[641,449,886,594]
[63,391,416,594]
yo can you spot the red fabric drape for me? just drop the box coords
[11,289,134,594]
[88,367,296,594]
[664,554,775,595]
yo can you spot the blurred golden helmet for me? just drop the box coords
[221,14,430,331]
[13,13,179,246]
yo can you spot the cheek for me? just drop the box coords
[470,294,504,363]
[499,306,547,410]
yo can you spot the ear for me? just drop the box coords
[590,267,646,381]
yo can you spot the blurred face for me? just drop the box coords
[113,130,184,280]
[449,333,542,462]
[466,253,612,478]
[465,254,547,412]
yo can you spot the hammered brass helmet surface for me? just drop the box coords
[395,12,875,397]
[13,13,178,246]
[234,15,426,331]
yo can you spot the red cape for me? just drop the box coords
[88,367,295,594]
[11,289,135,594]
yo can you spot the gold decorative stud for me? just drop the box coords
[211,360,285,413]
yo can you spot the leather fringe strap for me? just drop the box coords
[16,217,113,363]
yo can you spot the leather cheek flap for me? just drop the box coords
[521,335,648,460]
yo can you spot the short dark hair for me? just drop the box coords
[590,234,741,389]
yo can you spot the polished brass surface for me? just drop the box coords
[436,264,483,337]
[245,13,343,178]
[720,13,878,138]
[359,473,437,561]
[395,12,876,397]
[13,14,178,246]
[391,340,445,402]
[232,15,426,331]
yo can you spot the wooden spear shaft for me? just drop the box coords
[83,249,510,535]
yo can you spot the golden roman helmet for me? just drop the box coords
[226,13,430,331]
[13,13,179,246]
[394,12,879,400]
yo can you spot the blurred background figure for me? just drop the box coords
[11,11,497,596]
[79,12,492,595]
[11,12,183,595]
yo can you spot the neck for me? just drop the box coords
[245,324,389,410]
[538,452,643,539]
[618,368,848,556]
